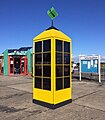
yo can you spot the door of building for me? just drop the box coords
[20,56,28,75]
[8,56,14,75]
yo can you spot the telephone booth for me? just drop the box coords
[20,56,28,75]
[33,26,72,109]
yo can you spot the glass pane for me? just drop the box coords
[64,77,70,88]
[56,78,63,90]
[64,66,70,76]
[64,54,70,64]
[35,54,42,64]
[10,64,14,73]
[43,40,51,52]
[56,66,63,77]
[43,53,51,64]
[64,42,70,52]
[43,66,51,77]
[43,78,51,90]
[56,40,62,52]
[56,53,62,64]
[35,66,42,76]
[35,41,42,52]
[35,77,42,89]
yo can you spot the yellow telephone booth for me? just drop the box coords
[33,26,72,109]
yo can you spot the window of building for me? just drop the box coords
[34,39,51,91]
[43,78,51,90]
[43,66,51,77]
[64,66,70,76]
[56,40,70,90]
[64,54,70,64]
[56,66,63,77]
[35,66,42,76]
[64,77,70,88]
[56,53,62,64]
[35,77,42,89]
[35,54,42,64]
[56,78,63,90]
[56,40,62,52]
[64,42,70,52]
[43,53,51,64]
[35,41,42,52]
[43,40,51,52]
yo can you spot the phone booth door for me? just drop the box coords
[20,56,28,75]
[8,56,14,75]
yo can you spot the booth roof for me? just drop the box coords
[33,26,71,41]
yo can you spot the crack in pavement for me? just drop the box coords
[0,105,26,113]
[73,90,101,101]
[0,92,28,100]
[73,103,105,113]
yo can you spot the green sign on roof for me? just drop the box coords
[47,7,58,20]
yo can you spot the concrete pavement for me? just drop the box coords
[0,76,105,120]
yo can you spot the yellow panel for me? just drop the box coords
[33,88,53,104]
[54,88,72,104]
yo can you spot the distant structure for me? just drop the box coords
[0,47,32,76]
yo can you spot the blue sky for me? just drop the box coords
[0,0,105,56]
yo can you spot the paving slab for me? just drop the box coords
[0,76,32,87]
[8,83,32,93]
[73,90,105,111]
[72,82,104,100]
[0,86,26,98]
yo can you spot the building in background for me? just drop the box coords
[1,47,32,76]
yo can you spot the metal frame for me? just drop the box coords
[79,55,101,83]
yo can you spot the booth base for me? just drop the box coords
[33,99,72,109]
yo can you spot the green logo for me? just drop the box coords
[47,7,58,20]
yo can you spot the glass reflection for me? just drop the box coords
[35,66,42,76]
[43,40,51,52]
[56,53,62,64]
[56,40,62,52]
[64,42,70,52]
[64,77,70,88]
[35,41,42,52]
[43,66,51,77]
[64,66,70,76]
[64,54,70,64]
[56,78,63,90]
[43,78,51,90]
[35,77,42,89]
[35,54,42,64]
[43,53,51,64]
[56,66,63,77]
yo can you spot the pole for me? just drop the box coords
[52,20,54,26]
[98,55,101,83]
[79,55,81,81]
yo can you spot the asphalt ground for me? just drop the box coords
[0,76,105,120]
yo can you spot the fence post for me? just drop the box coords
[99,55,101,83]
